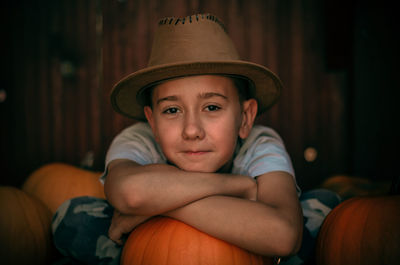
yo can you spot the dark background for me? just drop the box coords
[1,0,398,191]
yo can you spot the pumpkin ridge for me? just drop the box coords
[362,196,400,265]
[18,192,38,246]
[154,217,175,265]
[170,218,197,265]
[343,198,368,264]
[129,226,146,264]
[316,197,345,263]
[123,218,155,264]
[360,198,379,264]
[141,217,164,264]
[230,242,237,265]
[325,197,355,264]
[165,218,177,265]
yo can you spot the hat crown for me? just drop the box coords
[148,14,240,67]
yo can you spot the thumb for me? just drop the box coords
[108,222,124,245]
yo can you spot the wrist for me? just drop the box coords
[244,177,257,201]
[220,174,257,200]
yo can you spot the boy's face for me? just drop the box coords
[144,75,256,173]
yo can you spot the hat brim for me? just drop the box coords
[111,60,282,120]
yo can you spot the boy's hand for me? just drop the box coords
[108,209,151,245]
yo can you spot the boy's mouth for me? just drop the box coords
[182,150,210,155]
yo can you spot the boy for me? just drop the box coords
[52,13,340,265]
[105,74,302,255]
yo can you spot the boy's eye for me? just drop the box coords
[205,105,221,112]
[163,107,179,114]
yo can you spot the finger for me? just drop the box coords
[108,225,123,245]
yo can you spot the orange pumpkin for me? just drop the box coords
[320,175,391,200]
[22,162,105,214]
[0,186,55,265]
[122,216,273,265]
[315,195,400,265]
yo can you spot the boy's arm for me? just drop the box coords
[164,171,303,257]
[104,159,257,216]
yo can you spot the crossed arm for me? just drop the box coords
[104,159,303,257]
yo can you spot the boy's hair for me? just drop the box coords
[142,75,250,109]
[232,76,250,103]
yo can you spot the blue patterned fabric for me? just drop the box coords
[52,197,122,265]
[52,189,341,265]
[281,189,342,265]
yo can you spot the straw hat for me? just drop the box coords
[111,13,282,120]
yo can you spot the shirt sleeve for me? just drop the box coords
[100,122,166,183]
[232,125,300,194]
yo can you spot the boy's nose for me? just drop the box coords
[182,114,205,140]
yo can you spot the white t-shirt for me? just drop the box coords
[101,122,300,194]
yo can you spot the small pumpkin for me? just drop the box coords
[315,195,400,265]
[320,175,391,200]
[0,186,55,265]
[22,162,105,214]
[122,216,273,265]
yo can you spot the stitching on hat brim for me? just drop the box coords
[111,61,282,120]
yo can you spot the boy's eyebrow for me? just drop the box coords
[156,96,178,105]
[198,92,228,100]
[155,92,228,105]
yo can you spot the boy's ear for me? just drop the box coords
[239,99,258,139]
[144,106,159,141]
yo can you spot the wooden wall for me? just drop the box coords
[1,0,396,191]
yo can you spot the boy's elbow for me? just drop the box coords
[279,231,302,257]
[273,220,303,257]
[105,179,146,214]
[258,219,302,257]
